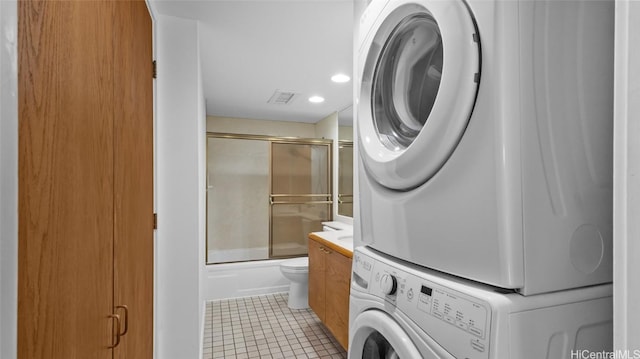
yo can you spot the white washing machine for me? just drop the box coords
[356,0,614,295]
[349,246,613,359]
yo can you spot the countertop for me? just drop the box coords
[321,221,353,231]
[308,228,354,258]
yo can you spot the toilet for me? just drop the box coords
[279,257,309,309]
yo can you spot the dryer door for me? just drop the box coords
[349,310,448,359]
[358,0,480,190]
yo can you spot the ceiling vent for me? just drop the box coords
[267,90,299,105]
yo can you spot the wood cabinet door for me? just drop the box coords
[325,250,351,350]
[19,1,154,357]
[308,239,326,321]
[113,1,154,358]
[18,1,116,357]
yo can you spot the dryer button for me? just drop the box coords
[471,340,485,352]
[469,326,484,338]
[444,315,455,325]
[456,321,468,331]
[407,288,414,301]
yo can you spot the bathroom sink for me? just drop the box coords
[336,235,353,242]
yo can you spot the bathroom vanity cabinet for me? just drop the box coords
[308,235,352,350]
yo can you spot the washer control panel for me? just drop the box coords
[419,285,488,340]
[353,249,491,359]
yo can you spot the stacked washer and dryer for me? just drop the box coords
[350,0,614,358]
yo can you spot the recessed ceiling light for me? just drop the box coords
[308,96,325,103]
[331,74,351,83]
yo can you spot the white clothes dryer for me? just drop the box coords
[349,247,613,359]
[356,0,614,295]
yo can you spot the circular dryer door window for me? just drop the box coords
[372,13,443,151]
[358,0,480,190]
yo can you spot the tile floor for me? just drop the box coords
[203,293,348,359]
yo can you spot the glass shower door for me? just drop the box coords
[270,141,332,258]
[207,136,270,264]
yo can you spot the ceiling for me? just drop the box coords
[150,0,355,123]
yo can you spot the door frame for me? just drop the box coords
[613,0,640,351]
[0,0,18,357]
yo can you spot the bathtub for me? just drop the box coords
[204,258,290,300]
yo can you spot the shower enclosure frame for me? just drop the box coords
[206,132,334,264]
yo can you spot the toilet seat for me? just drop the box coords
[280,257,309,272]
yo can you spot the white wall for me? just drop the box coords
[352,0,366,249]
[207,115,316,137]
[336,107,354,225]
[197,23,207,359]
[156,14,204,359]
[614,0,640,353]
[315,111,337,140]
[315,112,339,221]
[0,1,18,358]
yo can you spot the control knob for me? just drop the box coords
[380,274,397,295]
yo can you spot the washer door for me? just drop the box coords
[350,310,444,359]
[358,0,480,190]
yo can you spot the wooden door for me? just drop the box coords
[19,1,154,357]
[308,239,326,321]
[18,1,116,358]
[113,1,154,358]
[325,250,351,350]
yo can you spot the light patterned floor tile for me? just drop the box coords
[203,293,346,359]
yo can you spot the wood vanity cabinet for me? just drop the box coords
[308,239,327,320]
[308,237,352,350]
